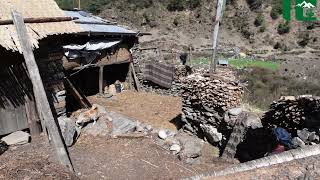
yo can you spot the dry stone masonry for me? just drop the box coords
[180,69,244,147]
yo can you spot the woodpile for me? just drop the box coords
[180,70,244,146]
[262,95,320,135]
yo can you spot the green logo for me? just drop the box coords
[283,0,319,21]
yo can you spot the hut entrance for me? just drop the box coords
[68,63,130,97]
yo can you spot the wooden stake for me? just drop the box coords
[99,66,104,94]
[209,0,226,74]
[11,10,74,172]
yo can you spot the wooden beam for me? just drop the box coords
[99,66,104,94]
[11,10,74,172]
[0,17,78,25]
[209,0,226,74]
[64,77,91,108]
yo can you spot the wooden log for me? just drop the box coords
[12,10,74,172]
[0,17,78,25]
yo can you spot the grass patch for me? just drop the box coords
[229,59,279,71]
[191,57,211,66]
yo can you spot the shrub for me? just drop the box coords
[189,0,201,9]
[167,0,186,11]
[270,0,282,19]
[87,0,110,14]
[241,28,254,39]
[246,0,263,10]
[55,0,74,9]
[254,13,264,27]
[259,25,266,32]
[297,32,310,47]
[277,21,290,34]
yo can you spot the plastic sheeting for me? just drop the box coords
[63,40,121,51]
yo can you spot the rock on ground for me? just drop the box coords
[1,131,30,146]
[58,117,79,146]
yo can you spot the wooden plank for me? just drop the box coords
[99,66,104,94]
[0,17,78,25]
[11,10,74,172]
[130,62,140,92]
[209,0,226,74]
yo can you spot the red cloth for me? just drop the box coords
[272,144,285,154]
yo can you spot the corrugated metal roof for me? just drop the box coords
[0,0,82,53]
[64,11,136,35]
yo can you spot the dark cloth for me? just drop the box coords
[179,53,188,65]
[144,62,175,88]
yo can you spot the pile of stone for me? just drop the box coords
[262,95,320,135]
[180,72,244,145]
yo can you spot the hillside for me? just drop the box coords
[55,0,319,57]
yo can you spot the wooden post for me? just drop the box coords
[209,0,226,74]
[25,96,41,136]
[99,66,104,94]
[12,10,74,172]
[130,63,141,92]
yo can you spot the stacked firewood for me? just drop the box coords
[180,71,244,145]
[262,95,320,135]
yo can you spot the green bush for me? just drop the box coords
[254,13,264,27]
[277,21,290,34]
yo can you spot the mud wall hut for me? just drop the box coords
[62,11,138,98]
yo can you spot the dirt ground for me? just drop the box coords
[0,135,232,180]
[88,91,182,131]
[0,137,78,180]
[70,135,231,180]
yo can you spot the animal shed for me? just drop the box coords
[0,2,138,137]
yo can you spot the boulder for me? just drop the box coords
[228,108,243,116]
[58,117,79,147]
[170,144,181,153]
[200,124,222,143]
[158,130,168,140]
[297,129,311,143]
[177,134,204,163]
[292,137,305,147]
[1,131,30,146]
[245,113,263,129]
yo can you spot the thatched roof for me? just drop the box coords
[0,0,82,53]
